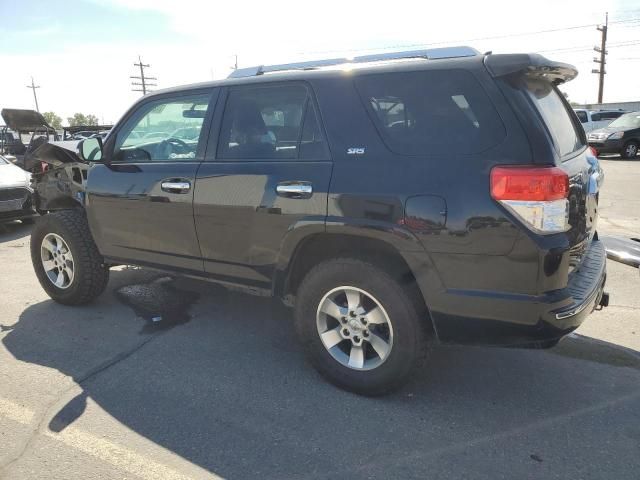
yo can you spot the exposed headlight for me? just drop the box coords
[608,131,624,140]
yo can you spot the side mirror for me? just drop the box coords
[78,137,103,162]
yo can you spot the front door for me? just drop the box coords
[194,83,332,288]
[86,90,216,272]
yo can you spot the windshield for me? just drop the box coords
[608,112,640,129]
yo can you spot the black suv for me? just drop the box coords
[588,111,640,159]
[30,47,608,395]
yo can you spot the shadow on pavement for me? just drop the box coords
[0,221,32,243]
[3,268,640,479]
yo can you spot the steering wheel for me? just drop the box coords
[159,137,190,157]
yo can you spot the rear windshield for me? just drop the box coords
[609,112,640,129]
[525,77,585,157]
[355,70,505,155]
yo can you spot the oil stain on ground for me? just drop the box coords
[115,276,199,334]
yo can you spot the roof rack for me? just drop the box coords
[228,46,479,79]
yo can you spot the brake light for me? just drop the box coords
[491,166,569,234]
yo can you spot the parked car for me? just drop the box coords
[0,129,26,155]
[0,155,36,223]
[587,111,640,159]
[29,48,608,395]
[573,109,626,133]
[1,109,58,170]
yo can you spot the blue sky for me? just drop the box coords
[1,0,638,124]
[0,1,182,54]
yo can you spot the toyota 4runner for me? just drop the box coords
[30,47,609,395]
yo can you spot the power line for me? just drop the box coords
[294,17,640,58]
[26,76,40,112]
[130,55,157,95]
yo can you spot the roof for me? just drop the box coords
[145,47,487,98]
[142,49,577,100]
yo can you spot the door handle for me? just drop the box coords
[276,182,313,199]
[161,181,191,194]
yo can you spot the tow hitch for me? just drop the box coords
[596,291,610,310]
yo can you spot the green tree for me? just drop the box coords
[42,111,63,130]
[67,113,99,127]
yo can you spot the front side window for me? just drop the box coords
[355,70,505,155]
[217,84,328,160]
[114,93,211,162]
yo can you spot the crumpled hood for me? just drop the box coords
[0,162,31,188]
[30,141,83,168]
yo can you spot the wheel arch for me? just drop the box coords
[273,230,438,335]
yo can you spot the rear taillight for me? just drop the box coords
[491,166,569,234]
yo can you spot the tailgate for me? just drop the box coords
[486,53,600,259]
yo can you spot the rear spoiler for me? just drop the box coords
[484,53,578,84]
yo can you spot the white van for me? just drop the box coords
[574,109,627,133]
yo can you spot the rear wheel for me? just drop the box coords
[31,210,109,305]
[294,258,426,395]
[621,141,638,159]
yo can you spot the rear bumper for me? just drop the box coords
[408,238,607,347]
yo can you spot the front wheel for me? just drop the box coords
[294,258,427,395]
[31,210,109,305]
[621,141,638,159]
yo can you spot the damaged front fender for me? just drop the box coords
[30,142,89,213]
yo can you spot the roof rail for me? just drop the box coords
[228,46,479,79]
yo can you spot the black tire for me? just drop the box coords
[31,210,109,305]
[294,258,427,396]
[621,141,638,159]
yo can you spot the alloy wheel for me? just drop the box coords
[316,286,394,371]
[41,233,75,289]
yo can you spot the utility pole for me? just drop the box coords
[592,12,608,104]
[130,55,157,95]
[26,76,40,112]
[232,54,238,70]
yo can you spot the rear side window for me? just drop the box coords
[355,70,505,155]
[218,84,328,160]
[525,78,585,157]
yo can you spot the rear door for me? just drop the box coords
[194,82,332,289]
[86,89,216,271]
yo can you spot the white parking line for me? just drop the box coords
[43,427,221,480]
[0,395,222,480]
[0,396,35,424]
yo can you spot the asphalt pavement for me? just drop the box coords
[0,157,639,479]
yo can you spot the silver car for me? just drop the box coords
[0,155,36,223]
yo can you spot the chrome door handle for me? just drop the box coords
[161,181,191,193]
[276,182,313,199]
